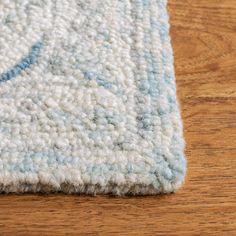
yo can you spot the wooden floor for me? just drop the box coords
[1,1,236,235]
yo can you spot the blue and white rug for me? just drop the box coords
[0,0,186,195]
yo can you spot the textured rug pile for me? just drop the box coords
[0,0,186,195]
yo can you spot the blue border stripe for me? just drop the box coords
[0,41,43,83]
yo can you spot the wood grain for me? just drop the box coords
[0,1,236,235]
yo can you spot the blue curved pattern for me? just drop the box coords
[0,41,43,83]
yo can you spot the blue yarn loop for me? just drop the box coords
[0,41,43,83]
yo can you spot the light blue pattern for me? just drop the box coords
[0,0,186,195]
[83,71,113,89]
[0,41,43,83]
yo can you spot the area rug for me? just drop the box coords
[0,0,186,195]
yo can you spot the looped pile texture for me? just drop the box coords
[0,0,186,195]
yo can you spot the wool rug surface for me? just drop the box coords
[0,0,186,195]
